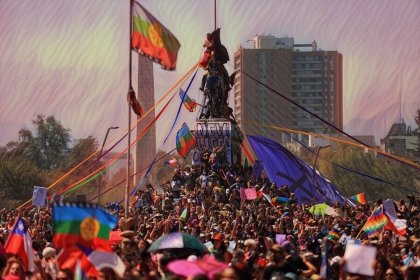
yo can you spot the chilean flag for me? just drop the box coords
[4,217,36,271]
[57,244,125,278]
[164,157,177,167]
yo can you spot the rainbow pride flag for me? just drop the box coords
[179,89,197,112]
[362,205,388,238]
[52,203,117,250]
[176,123,196,158]
[271,197,289,206]
[350,192,367,204]
[327,227,341,242]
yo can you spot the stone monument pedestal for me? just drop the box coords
[191,118,242,167]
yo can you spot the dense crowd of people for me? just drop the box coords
[0,146,419,280]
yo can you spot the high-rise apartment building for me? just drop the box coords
[233,35,343,143]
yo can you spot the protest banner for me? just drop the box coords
[32,186,48,207]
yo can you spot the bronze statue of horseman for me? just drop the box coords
[198,28,235,120]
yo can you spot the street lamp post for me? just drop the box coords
[98,126,119,205]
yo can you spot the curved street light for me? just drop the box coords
[98,125,119,205]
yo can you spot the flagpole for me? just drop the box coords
[214,0,217,30]
[125,0,134,218]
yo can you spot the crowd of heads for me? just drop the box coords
[0,146,419,279]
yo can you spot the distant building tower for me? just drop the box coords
[234,35,343,143]
[135,56,156,187]
[381,121,418,159]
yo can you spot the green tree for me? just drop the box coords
[0,156,47,201]
[313,145,419,201]
[27,115,71,170]
[0,116,101,208]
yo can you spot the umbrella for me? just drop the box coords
[167,255,228,279]
[148,232,207,253]
[308,203,339,217]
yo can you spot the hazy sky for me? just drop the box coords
[1,0,419,149]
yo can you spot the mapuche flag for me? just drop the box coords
[132,1,181,70]
[176,123,196,158]
[52,203,117,250]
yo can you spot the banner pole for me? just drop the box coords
[125,0,134,218]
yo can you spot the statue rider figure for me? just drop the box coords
[199,28,232,119]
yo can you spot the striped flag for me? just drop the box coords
[361,205,388,238]
[176,123,196,158]
[350,193,367,204]
[132,1,180,70]
[4,217,36,271]
[52,203,117,250]
[179,89,197,112]
[271,197,289,206]
[327,227,341,242]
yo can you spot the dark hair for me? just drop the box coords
[99,267,120,280]
[385,267,403,280]
[58,269,74,280]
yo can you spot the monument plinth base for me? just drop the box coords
[192,118,242,167]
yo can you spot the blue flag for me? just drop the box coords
[247,135,347,205]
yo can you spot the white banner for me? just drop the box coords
[32,186,48,207]
[192,121,232,166]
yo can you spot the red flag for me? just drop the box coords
[128,88,143,117]
[57,246,97,277]
[384,216,407,236]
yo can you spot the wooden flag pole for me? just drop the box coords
[125,0,134,218]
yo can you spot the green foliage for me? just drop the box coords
[0,156,47,200]
[309,145,420,201]
[0,115,99,208]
